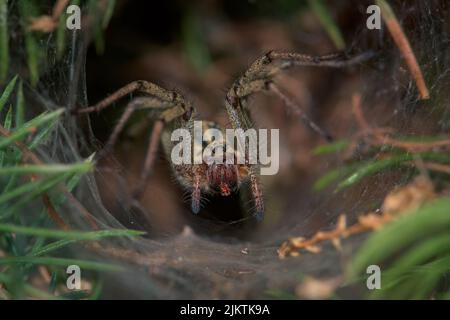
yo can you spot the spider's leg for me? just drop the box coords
[267,50,375,71]
[224,51,373,219]
[226,51,373,139]
[131,119,165,199]
[131,97,193,200]
[268,83,333,141]
[75,80,175,114]
[249,169,264,221]
[75,80,195,202]
[98,97,165,158]
[191,174,201,214]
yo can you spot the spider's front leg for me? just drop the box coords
[226,50,374,138]
[248,168,265,221]
[224,50,374,219]
[75,80,194,200]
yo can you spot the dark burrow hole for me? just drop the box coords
[92,148,261,242]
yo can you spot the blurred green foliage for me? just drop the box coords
[315,135,450,299]
[0,0,116,87]
[0,76,143,299]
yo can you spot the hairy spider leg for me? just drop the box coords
[224,50,374,220]
[75,80,193,201]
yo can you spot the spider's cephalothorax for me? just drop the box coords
[166,120,255,216]
[76,50,373,221]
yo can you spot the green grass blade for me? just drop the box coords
[314,163,359,191]
[56,10,67,60]
[0,0,8,82]
[88,0,105,55]
[102,0,116,29]
[15,80,24,127]
[0,223,145,240]
[28,116,59,149]
[0,162,93,175]
[0,105,12,166]
[0,173,69,207]
[0,256,123,272]
[389,233,450,276]
[349,197,450,279]
[182,10,211,73]
[313,139,350,155]
[18,0,41,86]
[24,284,63,299]
[3,104,11,128]
[30,239,77,257]
[0,75,17,113]
[336,152,450,191]
[0,108,64,150]
[307,0,345,50]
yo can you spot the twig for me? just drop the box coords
[416,162,450,175]
[374,136,450,152]
[279,177,435,258]
[42,194,69,230]
[376,0,430,100]
[350,92,449,153]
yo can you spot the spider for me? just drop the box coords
[75,50,373,221]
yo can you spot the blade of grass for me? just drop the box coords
[0,105,11,166]
[6,173,74,214]
[0,162,93,175]
[28,116,59,149]
[61,290,90,299]
[364,233,450,299]
[102,0,116,29]
[18,0,41,86]
[0,223,145,240]
[88,279,103,300]
[0,173,70,207]
[15,80,24,127]
[0,108,64,150]
[349,197,450,279]
[307,0,345,50]
[313,139,350,155]
[30,239,77,257]
[388,233,450,278]
[56,7,67,59]
[0,0,8,82]
[24,283,62,299]
[372,255,450,299]
[88,0,105,55]
[0,75,18,113]
[182,10,211,73]
[336,152,450,191]
[0,256,124,272]
[314,163,360,191]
